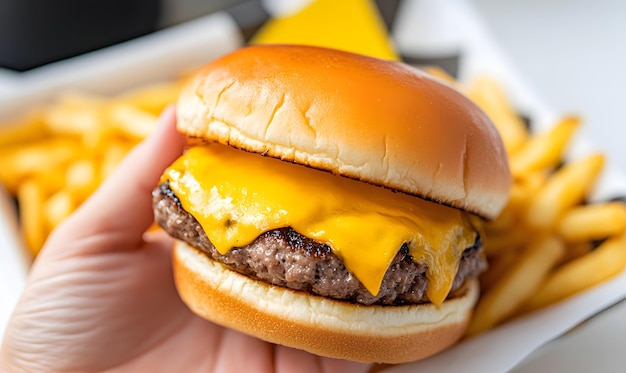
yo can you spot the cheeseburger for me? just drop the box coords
[153,45,510,363]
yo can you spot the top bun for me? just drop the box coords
[177,45,510,219]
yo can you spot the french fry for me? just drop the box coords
[483,228,528,257]
[487,171,547,236]
[109,104,158,140]
[0,138,81,193]
[17,179,46,255]
[467,236,565,336]
[510,116,580,177]
[422,66,459,86]
[484,202,517,232]
[81,123,115,151]
[100,140,134,179]
[0,110,48,147]
[114,82,181,115]
[479,249,517,293]
[526,154,605,229]
[44,190,75,230]
[65,159,99,202]
[43,92,106,135]
[559,241,592,265]
[507,169,548,209]
[32,169,67,195]
[517,168,549,193]
[467,76,529,154]
[558,202,626,243]
[523,233,626,312]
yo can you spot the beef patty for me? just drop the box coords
[153,182,487,305]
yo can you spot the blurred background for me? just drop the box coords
[1,0,624,165]
[474,0,626,171]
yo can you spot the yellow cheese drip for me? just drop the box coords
[163,144,477,305]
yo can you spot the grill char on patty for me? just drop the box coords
[153,182,487,305]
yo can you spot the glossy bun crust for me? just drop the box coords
[177,45,510,219]
[173,240,479,364]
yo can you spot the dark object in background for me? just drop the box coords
[0,0,159,71]
[401,53,461,80]
[0,0,400,72]
[227,0,269,42]
[374,0,401,31]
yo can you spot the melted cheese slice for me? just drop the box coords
[163,144,477,305]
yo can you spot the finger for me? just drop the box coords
[213,330,274,372]
[51,106,185,249]
[274,346,321,373]
[319,358,371,373]
[274,345,372,373]
[274,346,371,373]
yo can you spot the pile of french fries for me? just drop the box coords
[0,80,186,255]
[1,66,625,336]
[463,76,626,335]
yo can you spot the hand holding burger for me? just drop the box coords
[154,45,510,364]
[0,107,369,373]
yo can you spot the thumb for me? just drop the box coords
[48,105,185,252]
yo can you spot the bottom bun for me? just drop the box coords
[173,240,479,364]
